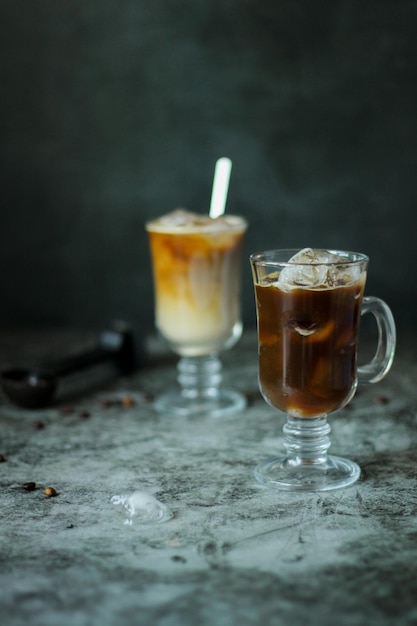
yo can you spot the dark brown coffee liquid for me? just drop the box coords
[255,278,365,417]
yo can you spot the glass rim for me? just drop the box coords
[146,213,248,233]
[249,248,369,267]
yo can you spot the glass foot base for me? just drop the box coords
[154,388,247,418]
[254,455,360,492]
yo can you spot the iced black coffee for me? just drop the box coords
[250,247,395,491]
[252,249,367,417]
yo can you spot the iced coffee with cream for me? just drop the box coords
[146,209,247,357]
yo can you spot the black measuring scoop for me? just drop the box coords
[1,321,139,409]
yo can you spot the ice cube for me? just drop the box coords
[279,248,328,288]
[111,491,173,525]
[278,248,359,289]
[326,263,361,287]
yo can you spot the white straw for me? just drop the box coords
[209,157,232,219]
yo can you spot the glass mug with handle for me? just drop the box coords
[250,248,396,492]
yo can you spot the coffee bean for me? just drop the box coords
[121,395,135,408]
[22,482,36,491]
[101,398,115,408]
[374,395,390,405]
[60,406,75,415]
[171,555,187,563]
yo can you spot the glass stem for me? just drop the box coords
[177,354,222,399]
[283,416,331,465]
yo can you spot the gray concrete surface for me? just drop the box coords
[1,331,416,625]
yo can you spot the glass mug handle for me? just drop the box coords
[357,296,396,384]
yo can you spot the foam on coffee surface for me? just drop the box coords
[147,209,246,233]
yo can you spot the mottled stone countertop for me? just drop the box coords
[1,329,417,626]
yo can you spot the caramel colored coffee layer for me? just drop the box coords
[147,210,247,356]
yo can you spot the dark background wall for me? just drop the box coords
[1,1,416,341]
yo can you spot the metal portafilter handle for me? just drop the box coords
[1,321,142,409]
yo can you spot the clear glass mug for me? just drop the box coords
[250,248,396,491]
[146,210,248,417]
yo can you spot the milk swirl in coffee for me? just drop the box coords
[146,209,247,357]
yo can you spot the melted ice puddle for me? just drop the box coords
[111,491,173,525]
